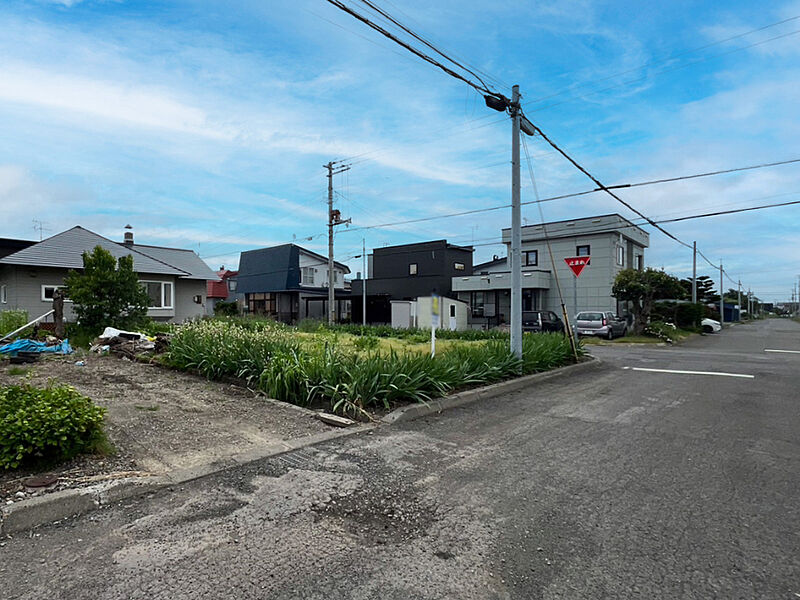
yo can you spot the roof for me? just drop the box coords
[473,256,507,272]
[0,238,36,260]
[373,239,473,254]
[0,226,220,280]
[207,269,237,298]
[235,243,348,294]
[501,213,649,247]
[236,244,297,294]
[131,244,218,280]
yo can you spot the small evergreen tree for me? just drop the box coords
[613,268,685,334]
[64,246,151,332]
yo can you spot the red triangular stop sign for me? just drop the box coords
[565,256,590,277]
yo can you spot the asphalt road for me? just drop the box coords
[3,319,799,599]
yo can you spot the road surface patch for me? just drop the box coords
[622,367,754,379]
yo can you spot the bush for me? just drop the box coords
[644,321,678,343]
[0,310,28,337]
[0,383,107,469]
[214,301,239,317]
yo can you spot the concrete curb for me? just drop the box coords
[381,356,603,425]
[0,424,375,536]
[1,360,603,535]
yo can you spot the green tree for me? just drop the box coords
[613,268,685,334]
[679,275,719,304]
[64,246,151,332]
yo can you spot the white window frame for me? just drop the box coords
[0,284,6,304]
[409,263,418,275]
[141,280,174,309]
[41,285,71,302]
[454,262,465,271]
[616,245,625,266]
[301,267,315,285]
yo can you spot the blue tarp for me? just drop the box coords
[0,339,73,356]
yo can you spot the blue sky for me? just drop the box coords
[0,0,798,302]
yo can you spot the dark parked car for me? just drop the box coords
[575,311,627,339]
[522,310,564,333]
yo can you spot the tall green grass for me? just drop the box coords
[167,320,579,416]
[0,310,28,337]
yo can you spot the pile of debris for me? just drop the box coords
[90,327,169,359]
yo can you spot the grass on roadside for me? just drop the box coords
[165,319,581,417]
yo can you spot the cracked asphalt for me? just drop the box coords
[2,318,799,599]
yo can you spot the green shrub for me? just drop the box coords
[352,335,380,350]
[0,310,29,337]
[214,301,239,317]
[675,303,704,329]
[644,321,678,343]
[0,383,107,469]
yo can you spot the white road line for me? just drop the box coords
[622,366,754,379]
[765,349,800,354]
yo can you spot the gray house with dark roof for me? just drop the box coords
[236,243,350,323]
[0,226,218,323]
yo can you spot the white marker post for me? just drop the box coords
[431,294,440,357]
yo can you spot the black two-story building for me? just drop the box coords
[350,240,473,324]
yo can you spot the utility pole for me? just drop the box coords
[510,85,522,359]
[738,280,742,321]
[691,241,697,304]
[719,262,724,325]
[362,238,367,326]
[325,161,351,325]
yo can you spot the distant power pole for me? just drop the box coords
[738,280,742,321]
[691,241,697,304]
[325,161,351,325]
[510,85,522,359]
[719,262,724,324]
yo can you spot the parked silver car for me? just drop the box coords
[575,311,628,340]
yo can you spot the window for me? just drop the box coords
[576,245,591,257]
[449,304,456,318]
[301,267,315,285]
[470,291,485,317]
[141,281,173,309]
[616,245,625,266]
[41,285,69,302]
[524,250,538,266]
[227,279,238,292]
[247,292,276,315]
[454,262,465,271]
[334,270,339,284]
[0,284,6,304]
[636,255,644,271]
[409,263,418,275]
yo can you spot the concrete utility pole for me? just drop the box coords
[738,280,742,321]
[325,161,351,325]
[362,238,367,326]
[510,84,522,359]
[692,241,697,304]
[719,262,724,324]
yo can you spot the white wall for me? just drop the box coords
[298,252,347,289]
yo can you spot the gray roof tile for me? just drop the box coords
[0,227,215,279]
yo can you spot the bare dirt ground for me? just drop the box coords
[0,353,329,503]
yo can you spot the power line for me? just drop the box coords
[323,0,501,98]
[337,157,800,233]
